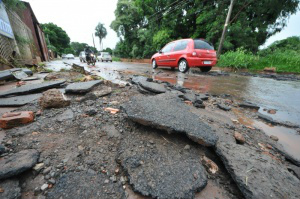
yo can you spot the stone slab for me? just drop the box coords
[0,94,42,107]
[239,101,260,109]
[65,80,102,94]
[46,171,125,199]
[0,179,21,199]
[0,149,39,180]
[0,68,33,81]
[0,80,65,97]
[139,80,166,94]
[119,128,208,199]
[122,94,218,147]
[217,104,231,111]
[11,71,28,80]
[216,142,300,199]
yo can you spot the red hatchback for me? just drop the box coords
[151,39,217,73]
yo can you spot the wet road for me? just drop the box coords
[47,58,300,160]
[54,58,300,125]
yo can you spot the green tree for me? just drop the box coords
[41,23,71,55]
[95,23,107,50]
[70,42,89,56]
[103,47,113,55]
[2,0,25,11]
[111,0,300,58]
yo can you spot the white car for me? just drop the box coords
[65,54,75,59]
[79,51,86,62]
[98,52,112,62]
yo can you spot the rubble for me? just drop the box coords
[239,101,260,109]
[119,127,208,199]
[234,132,245,144]
[201,156,219,174]
[0,94,42,107]
[217,104,231,111]
[138,80,167,94]
[47,172,125,199]
[65,80,102,94]
[0,179,21,199]
[0,149,39,180]
[0,80,65,97]
[0,111,34,129]
[216,141,300,199]
[39,89,70,109]
[122,93,218,147]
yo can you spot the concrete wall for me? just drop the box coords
[7,9,35,63]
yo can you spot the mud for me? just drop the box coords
[0,59,299,199]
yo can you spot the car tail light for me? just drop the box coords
[192,52,197,56]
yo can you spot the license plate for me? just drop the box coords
[204,61,212,65]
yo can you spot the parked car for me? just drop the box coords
[151,39,217,73]
[79,51,86,62]
[98,52,112,62]
[61,54,67,59]
[65,54,75,59]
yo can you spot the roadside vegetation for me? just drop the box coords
[110,0,299,59]
[217,37,300,73]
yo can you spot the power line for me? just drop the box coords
[147,0,183,20]
[149,0,191,23]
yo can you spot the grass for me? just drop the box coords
[112,57,121,62]
[217,48,300,73]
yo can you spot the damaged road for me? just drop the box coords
[0,60,300,199]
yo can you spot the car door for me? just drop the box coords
[171,40,190,66]
[157,42,176,66]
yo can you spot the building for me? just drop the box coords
[0,1,49,70]
[19,1,49,62]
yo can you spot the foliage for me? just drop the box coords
[2,0,25,11]
[95,23,107,50]
[217,48,258,69]
[112,57,121,62]
[111,0,300,59]
[217,38,300,73]
[15,35,31,46]
[70,42,88,55]
[41,23,71,55]
[103,47,113,55]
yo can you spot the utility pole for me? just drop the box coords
[217,0,235,57]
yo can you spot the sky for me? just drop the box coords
[24,0,119,50]
[24,0,300,51]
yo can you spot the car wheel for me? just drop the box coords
[200,67,212,72]
[152,59,158,69]
[178,59,189,73]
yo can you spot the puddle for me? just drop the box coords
[254,121,300,160]
[154,71,300,127]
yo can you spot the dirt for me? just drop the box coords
[0,66,300,199]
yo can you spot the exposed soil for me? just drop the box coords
[0,69,299,199]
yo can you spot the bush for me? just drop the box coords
[112,57,121,62]
[217,48,258,69]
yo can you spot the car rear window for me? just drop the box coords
[194,40,214,50]
[174,40,189,51]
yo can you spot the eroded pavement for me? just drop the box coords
[0,60,300,199]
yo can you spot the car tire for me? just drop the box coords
[200,67,212,72]
[152,59,158,69]
[178,59,189,73]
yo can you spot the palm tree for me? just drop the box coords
[95,23,107,51]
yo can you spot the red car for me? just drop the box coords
[151,38,217,73]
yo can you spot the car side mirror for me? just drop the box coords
[158,50,162,54]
